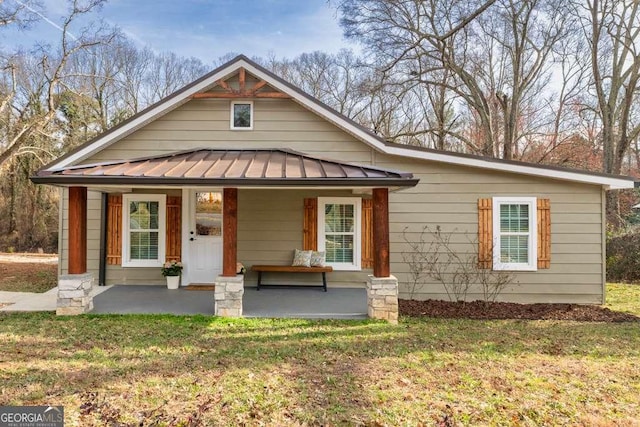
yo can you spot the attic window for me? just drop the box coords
[231,101,253,130]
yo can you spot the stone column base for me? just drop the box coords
[57,273,94,315]
[214,275,244,317]
[366,275,399,324]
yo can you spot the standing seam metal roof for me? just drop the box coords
[33,149,419,187]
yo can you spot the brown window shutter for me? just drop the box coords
[303,198,317,251]
[106,194,122,265]
[537,198,551,269]
[361,198,374,269]
[478,198,493,269]
[166,196,182,262]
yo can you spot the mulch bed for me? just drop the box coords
[399,299,640,322]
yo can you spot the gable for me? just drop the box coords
[43,55,635,190]
[81,97,376,165]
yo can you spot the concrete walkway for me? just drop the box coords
[91,285,368,319]
[0,286,111,312]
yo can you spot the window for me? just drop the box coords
[492,197,537,271]
[230,101,253,129]
[122,194,166,267]
[318,197,361,270]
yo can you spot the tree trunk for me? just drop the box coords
[606,191,623,230]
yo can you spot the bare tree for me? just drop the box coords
[339,0,572,159]
[575,0,640,221]
[0,0,117,165]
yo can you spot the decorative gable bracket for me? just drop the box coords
[192,67,291,99]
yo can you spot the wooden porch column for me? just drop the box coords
[68,186,87,274]
[222,188,238,276]
[372,188,390,277]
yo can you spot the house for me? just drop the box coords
[32,55,635,320]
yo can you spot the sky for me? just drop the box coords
[3,0,355,63]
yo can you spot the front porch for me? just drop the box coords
[33,149,419,322]
[92,285,368,319]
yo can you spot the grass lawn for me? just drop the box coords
[606,282,640,315]
[0,286,638,426]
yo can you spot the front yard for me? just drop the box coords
[1,285,639,426]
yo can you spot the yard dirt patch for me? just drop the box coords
[400,299,640,322]
[0,253,58,293]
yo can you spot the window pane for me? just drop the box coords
[325,204,354,233]
[500,204,529,232]
[130,231,159,260]
[325,235,354,263]
[500,235,528,263]
[195,192,222,236]
[233,104,251,127]
[129,201,159,230]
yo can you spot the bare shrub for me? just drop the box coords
[402,225,516,303]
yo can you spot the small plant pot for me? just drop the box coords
[166,275,180,290]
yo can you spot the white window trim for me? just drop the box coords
[317,197,362,271]
[230,100,253,130]
[492,197,537,271]
[122,194,166,267]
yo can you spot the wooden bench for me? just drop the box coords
[251,265,333,292]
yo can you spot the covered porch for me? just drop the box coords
[33,149,418,322]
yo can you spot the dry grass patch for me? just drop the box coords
[0,261,57,293]
[0,314,639,426]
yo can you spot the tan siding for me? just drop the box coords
[58,95,607,302]
[84,99,374,165]
[238,189,369,288]
[376,154,605,303]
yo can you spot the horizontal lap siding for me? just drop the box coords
[66,96,605,302]
[376,154,605,304]
[238,189,369,288]
[83,99,373,165]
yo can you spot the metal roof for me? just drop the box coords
[32,149,419,188]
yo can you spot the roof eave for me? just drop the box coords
[30,175,420,188]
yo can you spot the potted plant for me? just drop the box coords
[161,260,183,289]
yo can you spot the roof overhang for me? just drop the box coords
[39,55,636,191]
[32,149,419,190]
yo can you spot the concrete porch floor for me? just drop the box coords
[91,285,368,319]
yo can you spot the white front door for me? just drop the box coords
[187,190,223,284]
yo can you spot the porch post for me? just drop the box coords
[216,187,244,317]
[68,186,87,274]
[368,187,398,323]
[222,187,238,276]
[58,186,94,315]
[372,188,390,277]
